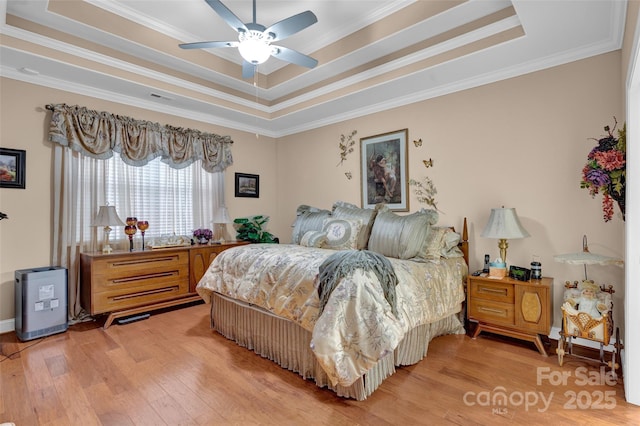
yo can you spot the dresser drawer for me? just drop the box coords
[470,280,514,303]
[92,251,188,284]
[470,299,515,325]
[91,278,189,314]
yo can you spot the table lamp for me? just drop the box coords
[212,206,232,243]
[93,205,125,253]
[480,207,530,265]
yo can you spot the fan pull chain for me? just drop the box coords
[254,72,259,139]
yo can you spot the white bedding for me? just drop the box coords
[196,243,467,386]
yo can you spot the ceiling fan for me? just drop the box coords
[179,0,318,79]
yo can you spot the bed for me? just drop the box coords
[196,202,469,400]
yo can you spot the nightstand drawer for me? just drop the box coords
[470,280,514,303]
[470,299,515,325]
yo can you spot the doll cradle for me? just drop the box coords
[556,280,621,378]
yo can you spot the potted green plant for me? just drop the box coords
[233,215,277,243]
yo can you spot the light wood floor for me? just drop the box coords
[1,302,639,425]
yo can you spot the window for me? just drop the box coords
[84,152,223,244]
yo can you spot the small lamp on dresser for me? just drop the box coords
[92,205,125,253]
[480,207,530,265]
[212,206,232,243]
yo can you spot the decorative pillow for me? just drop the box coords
[331,201,383,249]
[291,205,332,244]
[368,209,436,259]
[422,226,463,259]
[321,218,362,250]
[300,230,328,248]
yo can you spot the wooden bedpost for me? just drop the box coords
[460,217,469,267]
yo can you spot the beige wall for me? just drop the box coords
[0,51,625,333]
[0,79,278,323]
[275,51,625,330]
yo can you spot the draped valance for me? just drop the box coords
[47,103,233,172]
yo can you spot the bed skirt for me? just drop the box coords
[210,292,465,400]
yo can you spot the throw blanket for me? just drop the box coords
[316,250,398,317]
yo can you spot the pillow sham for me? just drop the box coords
[321,218,363,250]
[331,201,382,249]
[300,230,328,248]
[423,226,463,259]
[368,208,437,259]
[291,205,332,244]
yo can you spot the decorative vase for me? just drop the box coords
[199,237,209,245]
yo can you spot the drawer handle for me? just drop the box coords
[112,271,177,284]
[478,306,506,315]
[479,287,507,295]
[111,286,178,301]
[111,256,178,267]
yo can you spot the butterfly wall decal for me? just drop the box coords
[413,138,423,147]
[423,159,433,168]
[345,172,353,180]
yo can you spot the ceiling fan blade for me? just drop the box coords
[271,46,318,69]
[179,40,238,49]
[205,0,247,33]
[264,11,317,42]
[242,61,256,79]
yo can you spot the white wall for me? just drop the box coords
[623,0,640,406]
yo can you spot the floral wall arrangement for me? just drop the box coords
[580,118,626,222]
[337,130,357,180]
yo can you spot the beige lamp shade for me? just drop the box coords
[93,205,124,253]
[480,207,530,264]
[212,206,232,224]
[480,207,530,239]
[93,205,125,227]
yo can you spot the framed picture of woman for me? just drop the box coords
[360,129,408,211]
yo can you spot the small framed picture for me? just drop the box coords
[235,172,259,198]
[0,148,26,189]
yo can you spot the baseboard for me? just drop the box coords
[0,318,15,334]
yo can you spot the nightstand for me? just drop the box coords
[467,275,553,356]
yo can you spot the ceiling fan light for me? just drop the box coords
[238,39,271,64]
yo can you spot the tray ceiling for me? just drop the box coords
[0,0,627,137]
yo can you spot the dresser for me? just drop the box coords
[81,241,247,328]
[467,275,553,355]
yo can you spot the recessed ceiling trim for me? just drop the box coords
[269,15,522,113]
[0,23,272,113]
[0,63,279,138]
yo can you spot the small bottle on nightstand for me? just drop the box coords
[531,255,542,280]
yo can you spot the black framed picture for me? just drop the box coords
[0,148,26,189]
[235,173,259,198]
